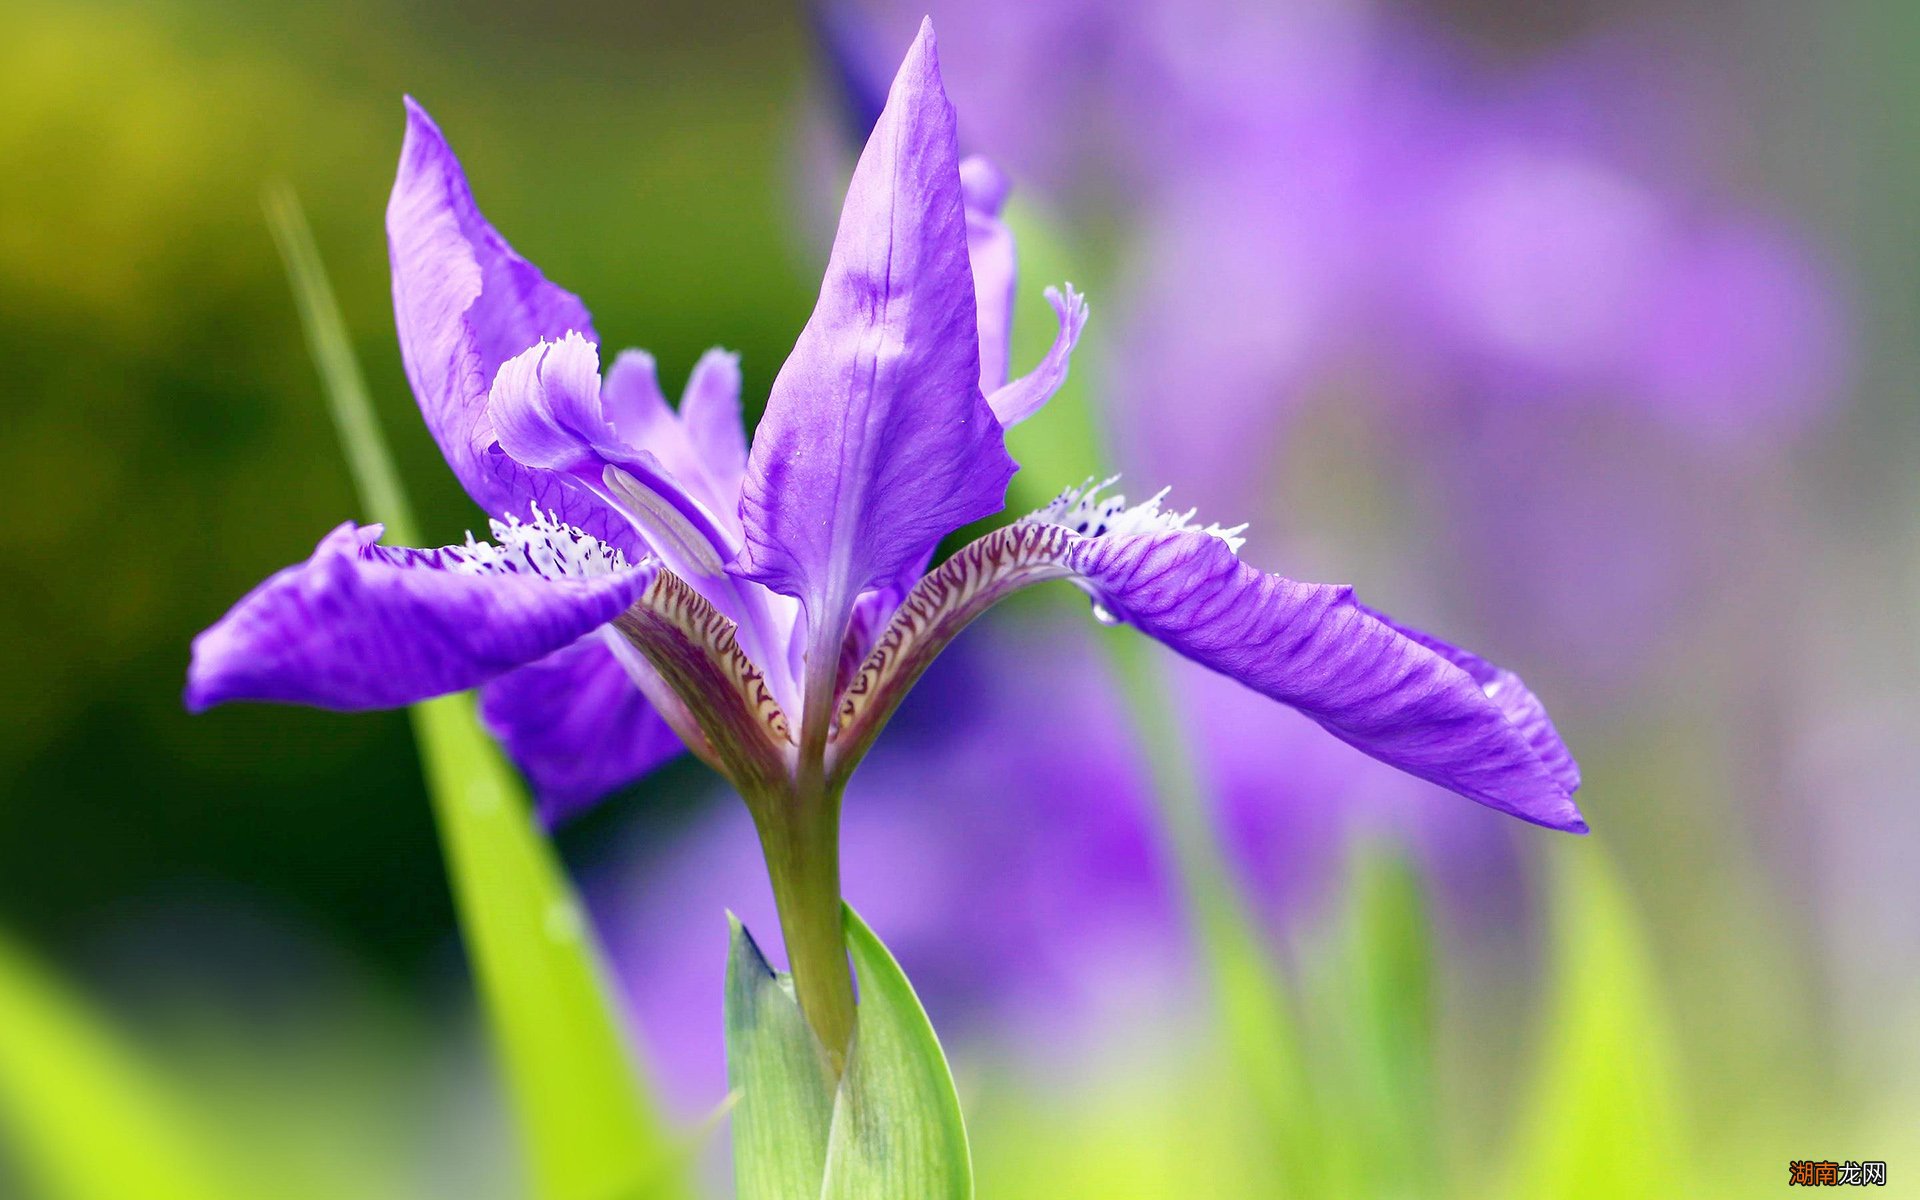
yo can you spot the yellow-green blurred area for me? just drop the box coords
[0,0,812,956]
[2,0,1918,1197]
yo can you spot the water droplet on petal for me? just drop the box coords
[1091,599,1122,626]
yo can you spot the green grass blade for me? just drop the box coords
[723,914,837,1200]
[263,182,417,541]
[0,931,252,1200]
[994,199,1322,1193]
[1500,847,1685,1200]
[265,187,684,1200]
[818,906,972,1200]
[1321,842,1440,1198]
[1104,632,1319,1195]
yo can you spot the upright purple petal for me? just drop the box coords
[602,347,748,536]
[1064,529,1586,832]
[738,19,1015,633]
[387,99,633,551]
[599,349,677,457]
[186,523,653,713]
[479,637,686,823]
[488,337,805,710]
[677,349,750,511]
[962,155,1017,393]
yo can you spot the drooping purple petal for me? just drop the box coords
[479,636,686,824]
[387,99,633,552]
[962,155,1017,393]
[185,523,653,714]
[738,19,1015,635]
[1063,529,1586,832]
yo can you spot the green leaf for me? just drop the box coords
[262,182,419,544]
[723,908,973,1200]
[1102,631,1317,1194]
[1500,847,1686,1200]
[724,915,837,1200]
[820,907,973,1200]
[0,931,252,1200]
[1316,842,1440,1198]
[266,187,684,1200]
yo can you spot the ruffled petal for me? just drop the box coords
[737,19,1014,633]
[987,284,1089,428]
[488,331,620,475]
[486,335,801,709]
[487,336,736,585]
[386,99,633,551]
[185,521,654,713]
[601,347,747,537]
[1064,529,1586,832]
[479,636,686,823]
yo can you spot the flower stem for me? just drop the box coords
[751,784,856,1072]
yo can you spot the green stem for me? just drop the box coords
[751,784,856,1072]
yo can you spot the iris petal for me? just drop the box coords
[486,336,742,602]
[962,155,1018,394]
[737,19,1014,642]
[602,347,748,537]
[386,99,634,553]
[1065,530,1586,832]
[479,636,687,824]
[185,521,653,713]
[987,284,1089,428]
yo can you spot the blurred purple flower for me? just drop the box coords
[824,0,1848,682]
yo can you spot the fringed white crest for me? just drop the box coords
[436,504,634,580]
[1024,477,1248,553]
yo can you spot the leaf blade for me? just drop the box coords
[266,188,684,1200]
[1500,847,1686,1200]
[819,906,972,1200]
[723,915,838,1200]
[0,931,252,1200]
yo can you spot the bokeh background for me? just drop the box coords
[2,0,1916,1196]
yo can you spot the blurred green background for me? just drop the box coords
[1,0,813,968]
[2,0,1917,1196]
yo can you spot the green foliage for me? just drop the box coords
[1304,843,1441,1199]
[725,907,972,1200]
[1102,633,1317,1195]
[267,191,684,1200]
[1500,847,1685,1200]
[0,933,252,1200]
[725,916,837,1200]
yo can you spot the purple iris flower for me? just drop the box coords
[187,20,1582,1051]
[598,619,1536,1118]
